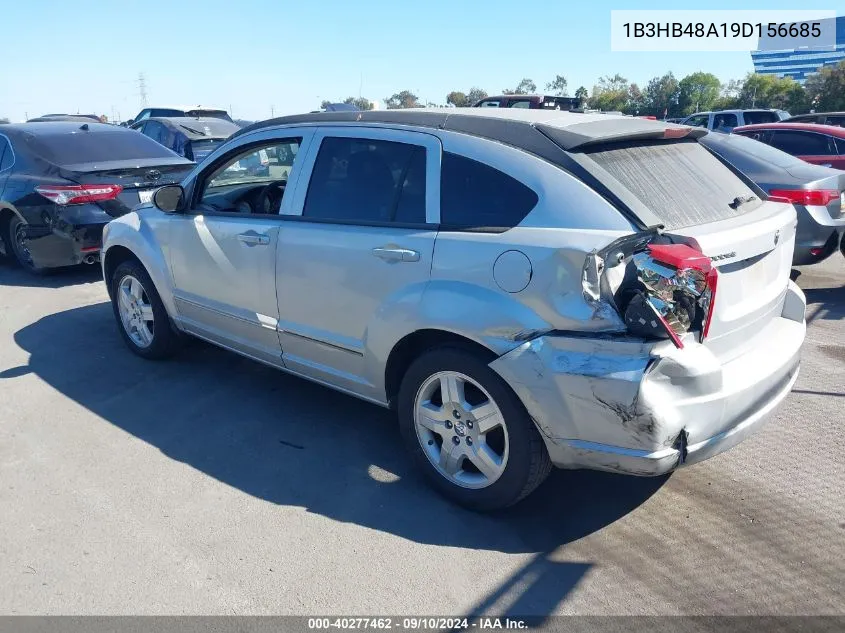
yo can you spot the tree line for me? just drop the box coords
[321,62,845,116]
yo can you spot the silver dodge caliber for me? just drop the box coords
[101,109,807,511]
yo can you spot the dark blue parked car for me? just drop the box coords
[131,117,241,163]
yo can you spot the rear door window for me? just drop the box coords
[768,131,836,155]
[142,121,164,144]
[685,115,709,128]
[743,111,779,125]
[583,139,759,229]
[303,137,427,224]
[440,152,538,230]
[712,113,738,131]
[0,137,13,171]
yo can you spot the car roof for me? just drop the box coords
[786,111,845,119]
[143,105,227,112]
[2,121,120,136]
[233,107,704,152]
[26,115,102,123]
[143,116,240,138]
[733,122,845,137]
[687,109,779,117]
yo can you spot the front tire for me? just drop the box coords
[111,260,179,359]
[398,347,551,511]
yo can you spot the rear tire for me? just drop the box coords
[6,216,50,275]
[397,347,551,511]
[110,259,180,360]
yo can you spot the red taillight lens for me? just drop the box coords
[769,189,839,206]
[35,184,123,206]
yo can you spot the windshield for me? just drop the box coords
[206,140,300,189]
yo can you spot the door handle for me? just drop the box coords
[372,247,420,262]
[237,231,270,246]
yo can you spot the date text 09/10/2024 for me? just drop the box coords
[307,617,529,630]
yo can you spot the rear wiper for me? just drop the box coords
[729,194,758,209]
[179,124,206,135]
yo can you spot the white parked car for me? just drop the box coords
[681,109,790,132]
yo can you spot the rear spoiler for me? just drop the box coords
[537,120,707,151]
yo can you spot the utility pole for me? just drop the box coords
[270,104,275,117]
[138,73,148,108]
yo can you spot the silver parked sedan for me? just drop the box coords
[101,109,807,511]
[699,131,845,266]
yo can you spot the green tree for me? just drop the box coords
[678,72,721,114]
[590,74,630,112]
[466,87,488,105]
[321,97,374,110]
[545,74,568,96]
[343,96,374,110]
[446,91,469,107]
[626,83,645,115]
[503,78,537,95]
[805,61,845,111]
[712,78,743,111]
[642,72,680,117]
[384,90,420,109]
[574,86,588,106]
[737,74,808,112]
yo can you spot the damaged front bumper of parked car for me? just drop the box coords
[489,281,807,476]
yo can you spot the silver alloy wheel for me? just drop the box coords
[10,218,35,268]
[117,274,155,348]
[413,371,509,489]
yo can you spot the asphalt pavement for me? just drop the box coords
[0,256,842,617]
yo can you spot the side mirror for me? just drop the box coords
[152,185,185,213]
[125,119,135,126]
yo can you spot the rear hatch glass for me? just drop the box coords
[31,129,180,165]
[743,111,779,125]
[584,139,761,230]
[185,109,233,122]
[572,136,796,363]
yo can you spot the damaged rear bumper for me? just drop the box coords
[489,281,806,477]
[22,204,110,268]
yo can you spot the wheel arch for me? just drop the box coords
[102,218,178,321]
[384,329,498,408]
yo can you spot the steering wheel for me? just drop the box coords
[255,180,287,214]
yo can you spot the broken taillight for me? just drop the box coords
[620,243,718,349]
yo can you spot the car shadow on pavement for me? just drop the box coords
[0,262,103,288]
[803,287,845,324]
[8,302,667,559]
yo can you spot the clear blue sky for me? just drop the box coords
[0,0,837,122]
